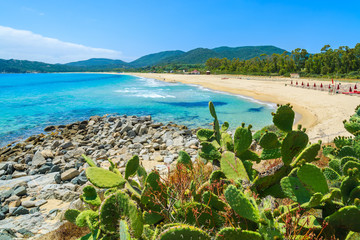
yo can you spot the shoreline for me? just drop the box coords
[126,73,358,142]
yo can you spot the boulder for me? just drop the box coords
[32,152,46,168]
[61,168,79,181]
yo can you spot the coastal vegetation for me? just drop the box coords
[64,102,360,239]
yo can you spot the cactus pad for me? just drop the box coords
[259,132,281,149]
[272,104,295,132]
[224,185,260,222]
[82,154,97,167]
[64,209,80,224]
[323,167,341,181]
[143,211,164,225]
[177,150,192,170]
[344,120,360,136]
[209,101,217,119]
[221,132,234,151]
[158,225,211,240]
[297,163,329,194]
[119,220,131,240]
[125,155,139,179]
[281,130,309,165]
[197,129,215,141]
[86,167,125,188]
[260,148,281,160]
[76,210,99,228]
[81,185,101,206]
[221,122,229,131]
[343,161,360,176]
[233,126,252,156]
[280,176,311,204]
[340,176,360,203]
[199,142,221,161]
[329,159,342,174]
[294,142,321,164]
[220,151,249,181]
[215,228,262,240]
[325,206,360,232]
[209,170,226,183]
[202,191,227,211]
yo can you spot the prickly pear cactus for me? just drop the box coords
[64,209,80,224]
[281,130,308,165]
[76,210,99,228]
[325,206,360,232]
[297,163,329,194]
[280,176,311,204]
[119,220,131,240]
[86,167,125,188]
[202,191,226,211]
[177,150,192,170]
[199,142,221,161]
[293,141,321,164]
[220,151,249,181]
[81,185,101,206]
[272,104,295,132]
[214,228,262,240]
[197,129,215,141]
[82,154,97,167]
[125,155,139,179]
[224,185,260,223]
[158,225,211,240]
[233,124,253,156]
[259,132,281,149]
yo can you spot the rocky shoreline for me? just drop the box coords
[0,114,200,239]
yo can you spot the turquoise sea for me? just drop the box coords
[0,73,275,147]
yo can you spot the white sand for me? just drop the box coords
[128,73,359,143]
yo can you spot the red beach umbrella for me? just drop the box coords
[307,83,309,87]
[350,87,353,92]
[355,85,357,90]
[314,83,316,87]
[302,82,304,86]
[296,81,298,85]
[291,80,293,84]
[320,83,323,88]
[332,79,334,84]
[337,85,340,90]
[329,84,331,89]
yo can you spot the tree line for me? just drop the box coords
[205,44,360,78]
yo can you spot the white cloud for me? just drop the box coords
[0,25,123,63]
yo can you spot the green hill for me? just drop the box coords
[130,50,185,67]
[0,59,78,73]
[212,46,287,60]
[66,58,129,69]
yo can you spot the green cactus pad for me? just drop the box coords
[209,101,217,119]
[220,151,249,181]
[202,191,227,211]
[181,202,223,228]
[233,126,252,156]
[199,142,221,161]
[177,151,192,170]
[221,122,229,132]
[334,136,353,149]
[325,206,360,232]
[297,163,329,194]
[86,167,125,188]
[337,146,358,159]
[346,232,360,240]
[220,132,234,151]
[143,211,164,225]
[281,130,309,165]
[294,142,321,164]
[158,225,211,240]
[329,159,342,174]
[196,129,215,141]
[272,104,295,132]
[81,185,101,206]
[119,220,131,240]
[340,175,360,204]
[125,155,140,179]
[341,156,360,170]
[82,154,97,167]
[280,176,311,204]
[224,185,260,222]
[209,170,226,183]
[141,171,167,211]
[237,149,261,163]
[137,165,147,184]
[344,120,360,136]
[214,228,262,240]
[253,165,290,194]
[301,192,323,208]
[76,210,99,228]
[323,167,341,181]
[259,132,281,149]
[349,186,360,204]
[260,148,281,160]
[64,209,80,224]
[343,161,360,176]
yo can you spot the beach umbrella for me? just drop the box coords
[332,79,334,84]
[329,84,331,89]
[307,83,309,87]
[320,83,323,88]
[355,84,357,90]
[337,85,340,90]
[291,80,293,84]
[302,82,304,86]
[296,81,298,85]
[350,87,353,92]
[314,83,316,87]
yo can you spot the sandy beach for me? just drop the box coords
[128,73,359,143]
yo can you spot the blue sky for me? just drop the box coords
[0,0,359,63]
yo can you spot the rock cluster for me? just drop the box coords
[0,114,199,238]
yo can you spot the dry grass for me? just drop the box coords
[37,222,90,240]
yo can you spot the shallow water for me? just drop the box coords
[0,73,275,146]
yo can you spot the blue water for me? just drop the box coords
[0,73,275,146]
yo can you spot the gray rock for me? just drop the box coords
[0,163,8,171]
[0,170,5,177]
[50,165,61,173]
[61,168,79,181]
[35,199,47,207]
[185,139,199,147]
[13,186,27,196]
[77,171,87,185]
[0,189,14,201]
[164,156,175,164]
[27,173,57,189]
[71,177,78,185]
[0,232,13,240]
[32,151,46,167]
[12,171,27,178]
[29,206,40,214]
[120,122,132,134]
[0,212,5,220]
[38,165,51,174]
[12,206,29,216]
[60,141,73,149]
[138,125,148,135]
[1,205,9,214]
[173,136,184,146]
[54,173,61,184]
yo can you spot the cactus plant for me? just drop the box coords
[119,220,131,240]
[76,210,99,229]
[177,150,192,170]
[325,206,360,232]
[202,191,227,211]
[82,154,97,167]
[233,124,253,156]
[125,155,140,179]
[220,151,249,182]
[158,225,211,240]
[64,209,81,224]
[281,130,308,165]
[272,104,295,132]
[293,141,321,165]
[80,185,101,207]
[224,185,260,223]
[86,167,125,188]
[197,129,215,142]
[259,132,281,149]
[199,142,221,162]
[215,228,262,240]
[297,163,329,194]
